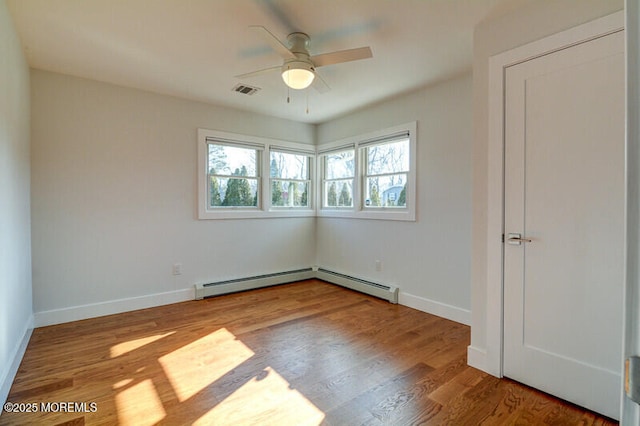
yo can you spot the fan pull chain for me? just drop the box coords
[286,66,291,104]
[306,90,309,114]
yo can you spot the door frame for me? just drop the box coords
[484,11,625,378]
[623,0,640,424]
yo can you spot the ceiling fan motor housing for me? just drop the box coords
[287,32,311,54]
[283,32,316,72]
[282,32,315,89]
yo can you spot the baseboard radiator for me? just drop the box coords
[315,268,398,304]
[194,268,315,300]
[194,267,398,304]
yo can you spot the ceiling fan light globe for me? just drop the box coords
[282,68,315,90]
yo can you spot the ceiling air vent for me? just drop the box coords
[232,84,260,95]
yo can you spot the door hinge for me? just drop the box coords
[502,234,505,243]
[625,356,640,404]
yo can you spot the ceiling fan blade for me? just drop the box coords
[249,25,296,60]
[235,65,281,79]
[311,46,372,67]
[312,73,331,94]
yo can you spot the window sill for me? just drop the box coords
[317,208,416,221]
[198,208,316,220]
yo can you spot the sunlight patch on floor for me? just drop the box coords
[115,378,166,425]
[158,328,255,402]
[195,366,325,425]
[110,332,175,358]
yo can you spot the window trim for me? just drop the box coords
[317,122,417,221]
[198,128,316,219]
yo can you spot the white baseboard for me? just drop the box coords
[34,288,194,327]
[1,316,34,413]
[32,272,472,331]
[398,291,471,325]
[466,345,488,372]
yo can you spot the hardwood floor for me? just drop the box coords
[1,280,617,425]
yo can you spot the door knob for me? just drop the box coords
[507,233,532,245]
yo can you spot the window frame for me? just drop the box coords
[206,142,262,210]
[269,148,314,210]
[317,122,417,221]
[320,146,356,210]
[362,137,410,209]
[198,128,316,219]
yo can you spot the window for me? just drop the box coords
[198,125,413,220]
[322,149,355,208]
[270,150,312,208]
[363,138,409,208]
[208,144,260,208]
[318,122,416,221]
[198,129,315,219]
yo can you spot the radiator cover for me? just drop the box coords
[194,268,314,300]
[315,268,398,304]
[194,267,398,304]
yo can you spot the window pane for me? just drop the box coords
[212,177,259,207]
[324,180,353,207]
[270,152,309,180]
[209,175,223,207]
[208,144,258,177]
[364,174,407,207]
[366,139,409,175]
[271,181,309,207]
[325,150,355,179]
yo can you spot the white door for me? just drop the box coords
[503,30,625,420]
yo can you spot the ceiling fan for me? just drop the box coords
[236,26,373,92]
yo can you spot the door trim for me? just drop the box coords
[483,11,624,378]
[624,0,640,423]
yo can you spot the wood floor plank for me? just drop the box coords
[0,280,618,425]
[8,378,75,400]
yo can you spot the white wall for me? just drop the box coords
[470,0,624,367]
[316,74,473,324]
[31,70,474,326]
[0,0,32,404]
[30,70,316,325]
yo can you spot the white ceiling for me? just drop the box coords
[7,0,525,124]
